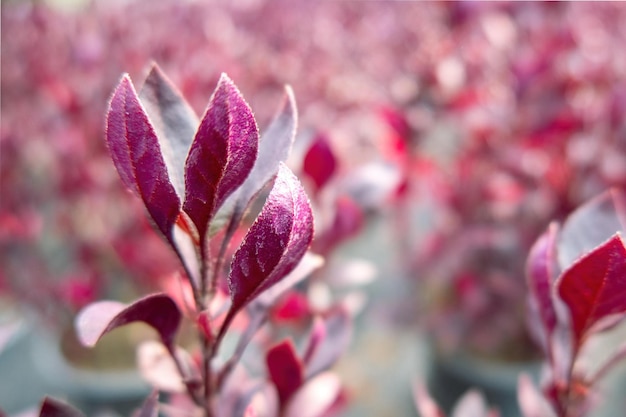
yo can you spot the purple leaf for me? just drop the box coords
[212,85,297,237]
[304,308,352,378]
[558,189,626,270]
[222,163,313,334]
[266,339,305,405]
[132,391,159,417]
[75,293,181,350]
[39,397,85,417]
[303,133,337,192]
[106,75,180,239]
[183,73,259,240]
[139,64,199,200]
[525,223,559,352]
[557,234,626,346]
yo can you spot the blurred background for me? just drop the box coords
[2,0,626,416]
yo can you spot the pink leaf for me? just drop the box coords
[451,390,490,417]
[38,397,85,417]
[283,372,341,417]
[517,374,556,417]
[132,391,159,417]
[266,339,305,405]
[557,234,626,346]
[222,163,313,334]
[303,133,337,192]
[526,223,559,350]
[304,308,353,378]
[139,64,199,200]
[412,381,446,417]
[106,75,180,239]
[75,293,181,350]
[183,73,259,240]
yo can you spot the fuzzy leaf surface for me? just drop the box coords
[75,293,181,349]
[139,64,199,199]
[266,339,304,405]
[183,73,258,239]
[106,75,180,239]
[557,234,626,345]
[213,86,298,238]
[223,163,313,332]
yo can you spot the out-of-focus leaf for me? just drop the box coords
[303,133,336,192]
[517,374,557,417]
[283,372,341,417]
[38,397,85,417]
[451,390,495,417]
[132,391,159,417]
[304,308,352,378]
[314,196,364,254]
[139,64,199,199]
[266,339,304,405]
[222,163,313,334]
[106,75,180,239]
[138,341,197,393]
[525,223,559,352]
[412,381,446,417]
[557,234,626,346]
[183,73,258,240]
[75,293,181,349]
[558,189,626,270]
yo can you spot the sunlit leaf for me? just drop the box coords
[106,75,180,239]
[75,293,181,350]
[183,73,258,240]
[222,163,313,334]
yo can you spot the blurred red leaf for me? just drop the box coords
[557,234,626,346]
[303,133,336,192]
[39,397,85,417]
[266,339,304,405]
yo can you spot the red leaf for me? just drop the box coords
[215,86,298,237]
[558,189,626,270]
[266,339,305,405]
[139,64,199,200]
[303,133,337,192]
[106,75,180,239]
[39,397,85,417]
[557,234,626,346]
[222,163,313,334]
[526,222,559,346]
[183,73,259,240]
[75,293,181,350]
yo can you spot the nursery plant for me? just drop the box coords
[36,64,351,417]
[413,188,626,417]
